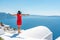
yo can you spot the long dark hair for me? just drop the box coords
[17,11,21,14]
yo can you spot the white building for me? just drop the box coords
[55,36,60,40]
[0,26,53,40]
[20,26,53,40]
[0,29,4,35]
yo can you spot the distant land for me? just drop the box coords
[30,15,60,17]
[0,12,60,17]
[0,12,31,19]
[0,12,30,16]
[0,12,15,19]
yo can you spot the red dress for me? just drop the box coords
[17,14,22,25]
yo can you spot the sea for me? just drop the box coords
[0,15,60,40]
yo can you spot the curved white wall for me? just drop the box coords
[21,26,53,40]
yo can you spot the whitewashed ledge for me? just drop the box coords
[0,29,4,35]
[0,34,47,40]
[55,36,60,40]
[20,26,53,40]
[0,26,53,40]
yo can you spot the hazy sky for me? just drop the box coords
[0,0,60,16]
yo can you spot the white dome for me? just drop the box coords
[21,26,52,39]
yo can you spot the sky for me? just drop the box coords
[0,0,60,16]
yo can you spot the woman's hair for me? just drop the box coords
[17,11,21,14]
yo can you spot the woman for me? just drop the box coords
[17,11,22,34]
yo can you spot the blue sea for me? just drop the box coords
[0,16,60,40]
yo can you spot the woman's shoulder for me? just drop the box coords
[17,14,21,15]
